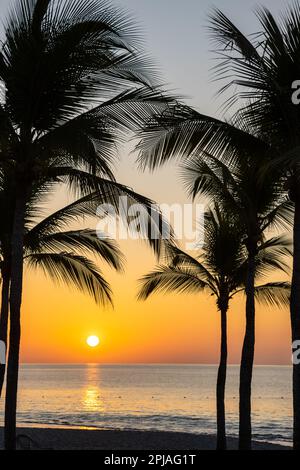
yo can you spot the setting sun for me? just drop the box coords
[86,336,100,348]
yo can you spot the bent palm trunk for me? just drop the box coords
[216,305,228,450]
[0,260,10,397]
[291,197,300,450]
[4,193,26,450]
[239,250,256,450]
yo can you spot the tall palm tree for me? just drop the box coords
[138,206,291,450]
[207,4,300,449]
[136,107,293,448]
[0,0,174,449]
[183,147,293,449]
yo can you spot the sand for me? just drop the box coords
[0,427,290,450]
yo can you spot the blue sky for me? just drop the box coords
[116,0,287,116]
[0,0,289,116]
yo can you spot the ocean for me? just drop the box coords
[0,364,293,446]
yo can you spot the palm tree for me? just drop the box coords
[183,147,293,449]
[138,206,291,450]
[136,106,293,448]
[0,0,173,449]
[206,4,300,449]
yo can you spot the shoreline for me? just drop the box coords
[0,427,290,450]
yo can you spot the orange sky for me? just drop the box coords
[21,238,291,364]
[20,163,292,365]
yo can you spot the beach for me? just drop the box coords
[0,364,293,447]
[0,427,289,450]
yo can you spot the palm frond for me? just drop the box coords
[163,243,217,293]
[254,281,291,308]
[27,251,112,305]
[182,151,240,213]
[49,169,173,255]
[261,199,294,231]
[137,266,208,300]
[36,85,175,178]
[136,103,266,171]
[208,5,300,147]
[208,8,261,62]
[25,192,101,237]
[25,229,124,271]
[2,0,160,132]
[255,235,292,277]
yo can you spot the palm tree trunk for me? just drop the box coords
[4,193,26,450]
[291,197,300,450]
[216,304,228,450]
[239,249,256,450]
[0,259,10,397]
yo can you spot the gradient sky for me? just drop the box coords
[0,0,293,364]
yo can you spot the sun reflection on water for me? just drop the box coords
[82,364,103,412]
[82,386,103,412]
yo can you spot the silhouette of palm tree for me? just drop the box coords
[138,206,291,450]
[0,0,172,448]
[206,5,300,448]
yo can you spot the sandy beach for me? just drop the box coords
[0,428,289,450]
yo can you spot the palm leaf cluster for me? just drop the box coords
[139,208,291,308]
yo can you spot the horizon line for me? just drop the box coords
[19,362,292,366]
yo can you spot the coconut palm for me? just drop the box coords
[0,0,174,449]
[136,104,293,448]
[183,149,292,449]
[138,206,291,450]
[206,4,300,449]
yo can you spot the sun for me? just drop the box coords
[86,335,100,348]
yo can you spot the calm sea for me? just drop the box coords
[0,364,293,446]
